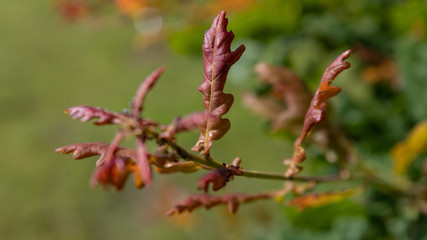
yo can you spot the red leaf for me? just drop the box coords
[90,157,131,191]
[131,67,165,117]
[285,50,352,177]
[66,105,122,125]
[55,142,134,161]
[192,11,245,155]
[136,137,152,186]
[166,192,274,216]
[160,112,207,140]
[197,166,242,192]
[90,157,147,191]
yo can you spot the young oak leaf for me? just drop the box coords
[66,106,122,125]
[391,120,427,176]
[159,112,207,141]
[287,187,362,211]
[285,50,352,177]
[192,11,245,155]
[166,192,274,216]
[55,142,135,161]
[90,157,145,191]
[197,166,242,192]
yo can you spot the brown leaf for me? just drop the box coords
[197,166,242,192]
[285,50,352,177]
[166,192,274,216]
[66,105,122,125]
[192,11,245,155]
[131,67,165,117]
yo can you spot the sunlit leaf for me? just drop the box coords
[192,11,245,155]
[285,50,352,177]
[65,106,122,125]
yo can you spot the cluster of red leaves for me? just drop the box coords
[192,11,245,155]
[57,67,165,189]
[284,50,352,177]
[57,10,359,216]
[166,192,274,216]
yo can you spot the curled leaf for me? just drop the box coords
[66,105,122,125]
[198,166,242,192]
[391,120,427,176]
[285,50,352,177]
[192,11,245,155]
[167,192,274,216]
[287,187,362,211]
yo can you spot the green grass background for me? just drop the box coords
[0,1,294,239]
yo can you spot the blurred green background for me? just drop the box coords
[1,0,427,239]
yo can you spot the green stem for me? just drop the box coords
[156,133,346,183]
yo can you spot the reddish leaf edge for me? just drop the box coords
[284,50,353,177]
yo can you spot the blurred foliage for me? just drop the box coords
[2,0,427,239]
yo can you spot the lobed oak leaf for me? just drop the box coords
[192,11,245,155]
[285,50,352,177]
[55,142,135,161]
[197,166,242,192]
[166,192,274,216]
[66,105,122,125]
[90,157,146,191]
[287,187,362,211]
[391,120,427,176]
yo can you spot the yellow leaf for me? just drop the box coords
[287,188,362,211]
[155,161,200,174]
[391,121,427,175]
